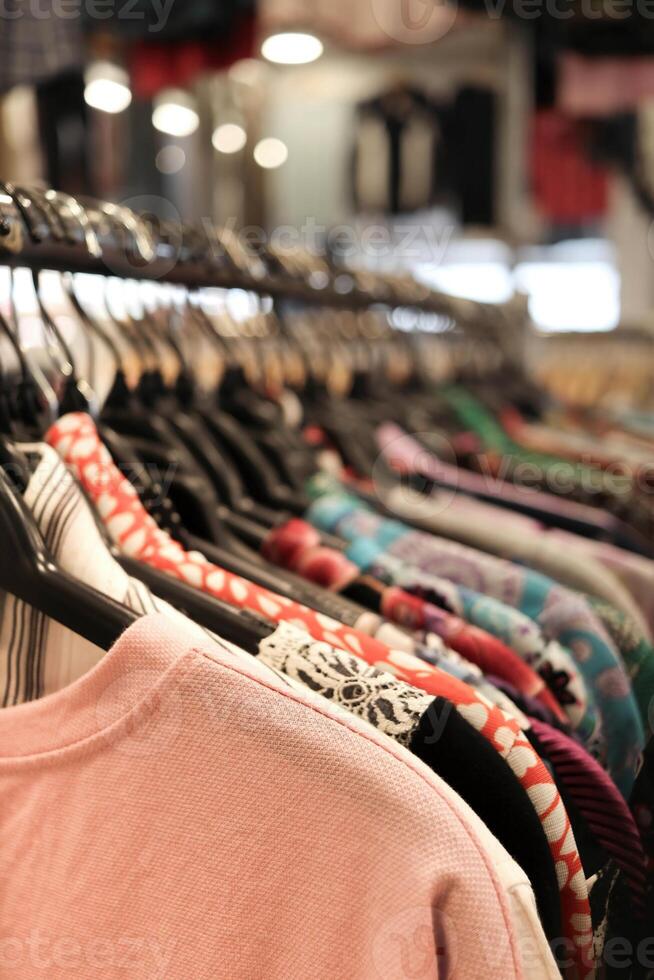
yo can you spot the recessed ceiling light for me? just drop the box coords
[261,32,323,65]
[212,123,247,154]
[253,137,288,169]
[84,62,132,114]
[152,89,199,137]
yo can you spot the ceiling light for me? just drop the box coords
[84,62,132,114]
[152,89,199,137]
[253,137,288,169]
[261,32,323,65]
[212,123,247,154]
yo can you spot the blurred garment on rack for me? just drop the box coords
[129,16,256,98]
[530,109,609,227]
[351,84,497,225]
[446,86,497,226]
[553,531,654,638]
[0,0,83,94]
[35,70,91,196]
[437,385,654,548]
[559,53,654,116]
[86,0,254,41]
[376,420,622,539]
[375,425,651,635]
[351,86,444,215]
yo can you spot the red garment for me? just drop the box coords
[530,110,608,223]
[263,517,360,591]
[130,15,256,98]
[380,587,568,724]
[46,412,594,978]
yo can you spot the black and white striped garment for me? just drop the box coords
[0,444,297,707]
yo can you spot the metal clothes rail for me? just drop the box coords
[0,182,530,366]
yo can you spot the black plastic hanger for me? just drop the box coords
[31,269,94,415]
[40,263,132,416]
[0,306,43,428]
[61,272,125,399]
[39,425,278,655]
[189,318,303,501]
[103,373,293,537]
[0,465,138,650]
[105,294,310,526]
[159,408,248,515]
[99,426,185,537]
[93,416,364,621]
[184,533,367,624]
[152,457,231,545]
[117,556,272,655]
[199,408,309,514]
[100,407,240,535]
[0,332,32,493]
[218,381,316,493]
[136,310,294,527]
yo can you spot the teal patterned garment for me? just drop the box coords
[361,544,600,749]
[306,477,642,797]
[586,595,654,740]
[455,587,601,746]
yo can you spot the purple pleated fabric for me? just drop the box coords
[529,717,647,913]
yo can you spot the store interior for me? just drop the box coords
[1,4,654,979]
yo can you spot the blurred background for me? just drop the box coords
[1,0,654,339]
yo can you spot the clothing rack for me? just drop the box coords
[0,185,652,976]
[0,183,530,370]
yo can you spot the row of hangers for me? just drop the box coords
[0,182,528,667]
